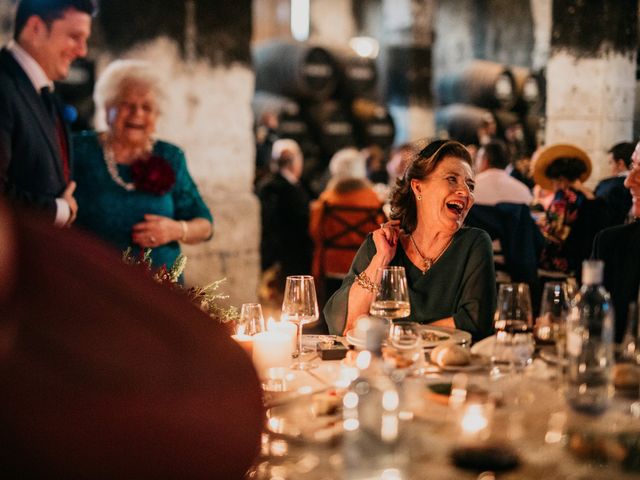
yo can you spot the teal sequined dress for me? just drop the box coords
[73,131,213,270]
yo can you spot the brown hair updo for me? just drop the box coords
[389,140,472,233]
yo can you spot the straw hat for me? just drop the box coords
[532,143,592,191]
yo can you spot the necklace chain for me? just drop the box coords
[409,234,453,275]
[103,141,136,191]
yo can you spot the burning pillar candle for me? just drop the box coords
[253,331,293,377]
[267,317,297,353]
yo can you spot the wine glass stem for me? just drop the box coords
[297,323,303,359]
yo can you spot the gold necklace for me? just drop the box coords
[409,234,453,274]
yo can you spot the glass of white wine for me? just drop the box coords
[282,275,319,370]
[369,266,411,328]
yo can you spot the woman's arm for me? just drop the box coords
[132,215,212,248]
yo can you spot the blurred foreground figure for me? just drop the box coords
[0,202,263,478]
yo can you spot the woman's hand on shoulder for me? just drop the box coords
[372,220,402,265]
[132,214,182,248]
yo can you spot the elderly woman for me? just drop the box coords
[73,60,212,270]
[309,148,384,304]
[324,140,496,341]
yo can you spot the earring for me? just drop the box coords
[417,195,422,201]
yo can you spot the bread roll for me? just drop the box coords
[430,343,471,367]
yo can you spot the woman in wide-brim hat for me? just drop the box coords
[536,143,601,277]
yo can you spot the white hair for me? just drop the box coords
[271,139,303,171]
[329,148,367,180]
[93,59,166,131]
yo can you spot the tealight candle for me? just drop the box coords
[231,333,253,357]
[253,331,293,377]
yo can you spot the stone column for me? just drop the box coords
[545,0,638,186]
[382,0,436,143]
[96,0,259,304]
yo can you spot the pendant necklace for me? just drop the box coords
[409,234,453,275]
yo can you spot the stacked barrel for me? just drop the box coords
[253,40,395,182]
[435,60,544,153]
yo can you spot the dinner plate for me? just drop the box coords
[433,354,491,372]
[346,325,471,349]
[266,395,343,443]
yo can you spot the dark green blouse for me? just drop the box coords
[323,227,496,341]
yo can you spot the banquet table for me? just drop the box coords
[247,335,640,480]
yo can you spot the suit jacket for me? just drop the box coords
[592,221,640,342]
[594,175,632,226]
[0,48,71,220]
[258,172,313,276]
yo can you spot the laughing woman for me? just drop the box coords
[323,140,496,341]
[73,60,212,271]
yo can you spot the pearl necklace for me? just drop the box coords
[409,234,453,275]
[103,141,136,191]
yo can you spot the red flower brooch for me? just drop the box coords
[131,155,176,195]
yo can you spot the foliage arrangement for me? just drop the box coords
[122,248,239,324]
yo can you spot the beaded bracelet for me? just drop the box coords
[356,271,378,293]
[179,220,188,242]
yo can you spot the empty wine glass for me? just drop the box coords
[535,282,572,362]
[282,275,319,370]
[237,303,266,336]
[492,283,534,375]
[369,266,411,330]
[386,321,424,372]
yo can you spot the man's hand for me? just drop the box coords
[63,181,77,226]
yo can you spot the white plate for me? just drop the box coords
[346,325,471,350]
[433,354,490,372]
[470,334,495,358]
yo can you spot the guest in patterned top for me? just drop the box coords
[73,60,213,271]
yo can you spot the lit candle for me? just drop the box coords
[267,317,298,353]
[231,333,253,357]
[253,331,293,377]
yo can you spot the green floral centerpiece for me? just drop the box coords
[122,248,239,324]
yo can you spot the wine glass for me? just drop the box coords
[535,282,572,363]
[282,275,319,370]
[386,321,424,373]
[492,283,534,375]
[369,266,411,330]
[237,303,266,336]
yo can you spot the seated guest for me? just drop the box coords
[258,138,313,283]
[324,140,496,341]
[535,144,606,279]
[594,141,634,226]
[509,150,535,190]
[0,201,263,477]
[73,60,213,271]
[592,141,640,342]
[473,140,533,205]
[310,148,384,303]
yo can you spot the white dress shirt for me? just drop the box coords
[7,41,71,227]
[474,168,533,206]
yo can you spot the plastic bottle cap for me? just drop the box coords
[582,260,603,285]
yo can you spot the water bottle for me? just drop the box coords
[342,316,408,479]
[565,260,615,415]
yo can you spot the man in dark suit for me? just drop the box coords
[0,0,95,226]
[594,142,634,226]
[592,142,640,342]
[258,138,313,281]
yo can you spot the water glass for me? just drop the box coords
[237,302,266,336]
[535,281,572,359]
[282,275,320,370]
[369,266,411,326]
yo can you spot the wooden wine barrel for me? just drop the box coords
[510,66,543,114]
[253,40,337,101]
[436,60,517,110]
[323,45,378,99]
[304,100,357,159]
[351,98,395,149]
[252,91,321,168]
[435,104,496,145]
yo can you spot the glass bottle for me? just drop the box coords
[342,316,408,479]
[565,260,615,415]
